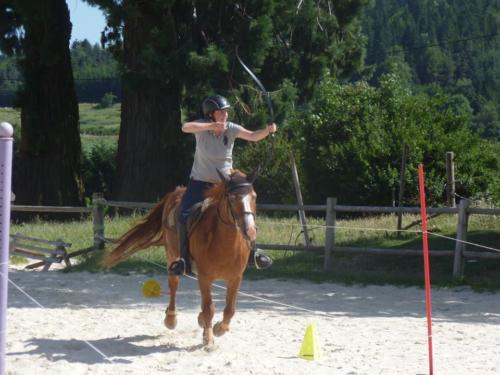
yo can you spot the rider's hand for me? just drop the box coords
[267,123,277,135]
[212,121,227,137]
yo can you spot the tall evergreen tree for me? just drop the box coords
[86,0,203,201]
[86,0,368,201]
[0,0,83,205]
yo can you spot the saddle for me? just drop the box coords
[186,198,213,235]
[166,198,213,235]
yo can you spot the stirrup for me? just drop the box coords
[168,258,186,276]
[253,250,273,270]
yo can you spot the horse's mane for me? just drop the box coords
[204,169,249,204]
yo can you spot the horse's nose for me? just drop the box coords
[246,224,257,242]
[244,214,257,241]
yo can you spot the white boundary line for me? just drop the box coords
[1,270,114,364]
[146,260,341,318]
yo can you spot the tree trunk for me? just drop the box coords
[113,3,190,202]
[13,0,83,206]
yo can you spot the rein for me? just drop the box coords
[216,183,256,240]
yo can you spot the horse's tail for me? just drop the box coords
[103,195,168,269]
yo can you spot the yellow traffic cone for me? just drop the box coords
[298,323,322,361]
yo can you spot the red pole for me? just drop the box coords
[418,164,434,375]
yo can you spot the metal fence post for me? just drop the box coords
[92,192,106,250]
[0,122,13,375]
[323,197,337,271]
[453,199,469,277]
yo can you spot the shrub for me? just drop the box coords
[287,75,500,206]
[82,141,117,198]
[99,92,117,109]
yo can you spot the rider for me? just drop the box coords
[168,95,277,276]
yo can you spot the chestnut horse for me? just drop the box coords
[104,169,257,349]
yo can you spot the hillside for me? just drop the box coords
[362,0,500,140]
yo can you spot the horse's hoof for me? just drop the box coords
[197,313,205,328]
[213,321,229,337]
[203,329,214,349]
[164,308,177,330]
[164,316,177,330]
[204,343,217,352]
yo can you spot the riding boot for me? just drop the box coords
[248,242,273,269]
[168,222,192,276]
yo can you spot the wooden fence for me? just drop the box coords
[256,198,500,277]
[11,193,500,277]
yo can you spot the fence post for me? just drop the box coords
[397,144,409,233]
[0,121,13,375]
[446,152,456,208]
[323,197,337,272]
[92,192,106,250]
[453,199,469,277]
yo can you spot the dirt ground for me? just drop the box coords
[4,267,500,375]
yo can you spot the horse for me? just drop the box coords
[103,169,258,349]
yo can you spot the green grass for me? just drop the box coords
[1,103,121,133]
[0,107,21,128]
[244,212,500,290]
[10,212,500,290]
[79,103,121,135]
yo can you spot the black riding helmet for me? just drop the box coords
[202,95,231,118]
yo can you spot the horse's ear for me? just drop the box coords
[246,169,258,184]
[216,169,231,184]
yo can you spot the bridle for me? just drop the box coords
[217,182,256,241]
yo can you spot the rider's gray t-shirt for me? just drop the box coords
[190,120,243,183]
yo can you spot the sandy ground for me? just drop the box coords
[3,266,500,375]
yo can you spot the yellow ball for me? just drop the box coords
[142,279,161,298]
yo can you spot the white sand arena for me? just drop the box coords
[4,267,500,375]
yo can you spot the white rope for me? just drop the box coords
[0,270,115,364]
[258,220,500,253]
[426,231,500,253]
[145,260,340,318]
[260,219,422,233]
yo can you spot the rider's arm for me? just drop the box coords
[237,124,277,142]
[182,120,219,133]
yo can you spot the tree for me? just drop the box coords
[361,0,500,142]
[70,39,120,102]
[0,54,21,106]
[288,74,499,206]
[86,0,201,201]
[0,0,83,206]
[85,0,369,201]
[473,101,500,140]
[263,0,369,102]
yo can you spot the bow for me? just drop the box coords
[235,47,274,126]
[235,47,276,175]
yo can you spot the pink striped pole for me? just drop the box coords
[418,164,434,375]
[0,122,13,375]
